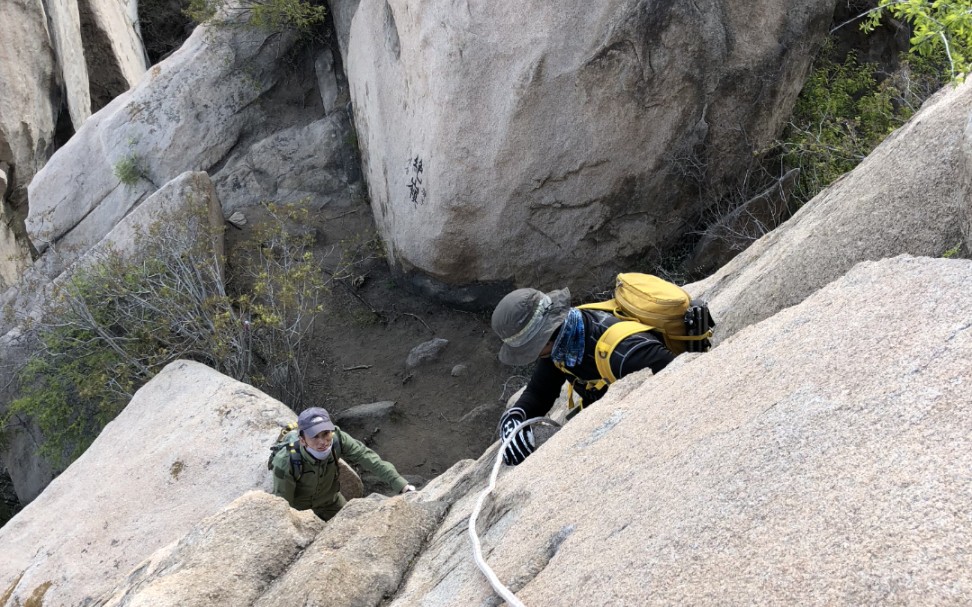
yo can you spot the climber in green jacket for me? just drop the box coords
[271,407,415,521]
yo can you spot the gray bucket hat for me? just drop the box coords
[491,287,571,366]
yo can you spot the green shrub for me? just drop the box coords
[113,154,143,186]
[773,42,947,204]
[1,201,326,468]
[941,242,962,258]
[228,202,326,405]
[863,0,972,81]
[185,0,326,35]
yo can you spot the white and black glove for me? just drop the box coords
[498,407,535,466]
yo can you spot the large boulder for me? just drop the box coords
[212,115,360,212]
[0,206,30,289]
[388,255,972,605]
[346,0,836,302]
[0,0,147,201]
[688,80,972,342]
[0,360,296,607]
[0,0,68,289]
[0,0,147,289]
[24,9,277,261]
[41,0,92,131]
[83,169,224,261]
[94,492,445,607]
[963,100,972,253]
[326,0,359,65]
[95,491,324,607]
[26,4,359,272]
[9,256,970,605]
[0,0,62,209]
[252,496,446,606]
[78,0,149,111]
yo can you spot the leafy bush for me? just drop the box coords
[862,0,972,81]
[1,201,326,467]
[679,32,949,279]
[227,202,326,405]
[772,42,947,204]
[185,0,326,35]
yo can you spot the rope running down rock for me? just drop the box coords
[468,417,562,607]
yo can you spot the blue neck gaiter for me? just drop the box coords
[551,308,585,367]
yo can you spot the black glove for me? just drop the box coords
[498,407,535,465]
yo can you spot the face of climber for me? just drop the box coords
[300,429,333,451]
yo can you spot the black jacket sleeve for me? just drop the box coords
[512,358,568,419]
[612,332,675,377]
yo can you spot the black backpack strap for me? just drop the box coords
[287,441,303,481]
[330,433,342,494]
[331,448,341,494]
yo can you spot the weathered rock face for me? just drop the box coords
[0,206,30,288]
[962,103,972,253]
[0,0,147,288]
[0,171,223,504]
[0,361,298,607]
[0,0,66,287]
[79,0,150,111]
[95,491,325,607]
[0,0,61,210]
[252,496,446,606]
[327,0,359,66]
[346,0,835,302]
[688,80,972,342]
[92,491,444,607]
[389,256,972,605]
[24,13,274,260]
[26,7,360,272]
[7,256,969,606]
[0,0,147,194]
[43,0,93,130]
[212,114,360,213]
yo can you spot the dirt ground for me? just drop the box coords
[226,200,530,493]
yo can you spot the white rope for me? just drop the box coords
[468,417,561,607]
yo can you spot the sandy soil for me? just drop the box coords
[226,201,530,493]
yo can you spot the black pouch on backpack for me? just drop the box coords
[684,300,716,352]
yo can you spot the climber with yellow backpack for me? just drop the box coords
[491,273,714,465]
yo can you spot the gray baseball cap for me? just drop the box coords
[297,407,335,437]
[491,287,571,366]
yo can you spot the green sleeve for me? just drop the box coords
[336,428,408,493]
[271,451,297,506]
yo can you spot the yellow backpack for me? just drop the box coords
[556,273,715,411]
